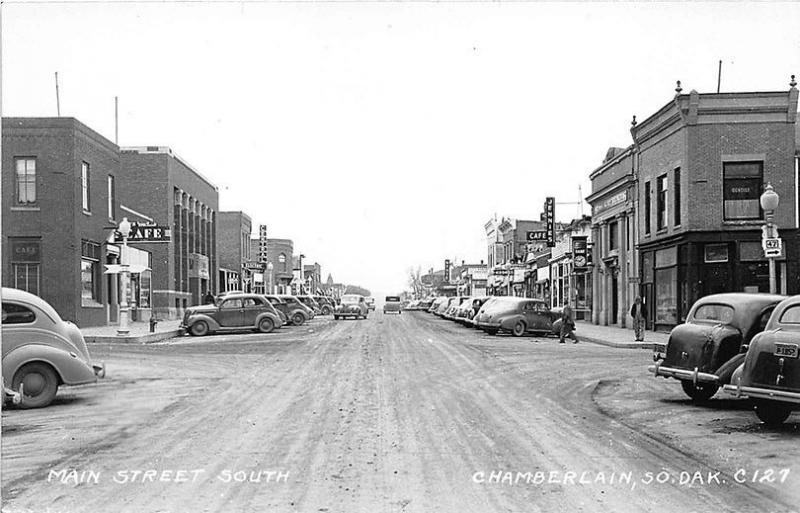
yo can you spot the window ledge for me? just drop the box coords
[656,229,668,235]
[722,220,762,226]
[83,210,92,216]
[81,301,104,309]
[11,206,40,211]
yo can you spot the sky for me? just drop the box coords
[3,1,800,297]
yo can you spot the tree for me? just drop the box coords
[407,266,423,298]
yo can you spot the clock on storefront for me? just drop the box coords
[574,255,587,268]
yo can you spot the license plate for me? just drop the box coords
[654,343,666,353]
[775,343,799,359]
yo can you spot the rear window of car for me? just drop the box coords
[221,298,244,309]
[693,303,735,324]
[342,295,361,304]
[779,305,800,324]
[2,303,36,324]
[386,296,400,302]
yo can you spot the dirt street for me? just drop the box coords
[2,312,798,513]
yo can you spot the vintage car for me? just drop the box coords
[724,295,800,425]
[428,297,447,314]
[312,295,335,315]
[296,295,322,315]
[263,295,307,326]
[473,297,560,337]
[443,297,470,320]
[383,296,402,314]
[365,297,376,311]
[181,293,283,336]
[435,297,458,317]
[455,297,491,325]
[2,287,105,409]
[649,293,785,401]
[275,295,315,323]
[335,294,369,320]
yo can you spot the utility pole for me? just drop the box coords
[55,72,61,116]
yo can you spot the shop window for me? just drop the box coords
[674,168,681,226]
[644,181,651,234]
[723,161,762,220]
[657,174,668,231]
[81,162,91,213]
[81,240,101,305]
[704,244,729,263]
[15,157,37,205]
[12,264,40,295]
[739,241,765,262]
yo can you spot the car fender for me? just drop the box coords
[715,352,746,385]
[187,313,221,332]
[499,315,523,330]
[290,309,308,321]
[255,312,281,328]
[3,344,96,386]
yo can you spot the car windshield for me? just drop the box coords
[693,303,735,324]
[386,296,400,302]
[341,295,361,304]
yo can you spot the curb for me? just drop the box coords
[580,335,654,350]
[85,329,182,344]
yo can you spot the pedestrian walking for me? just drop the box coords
[559,302,579,344]
[630,296,647,341]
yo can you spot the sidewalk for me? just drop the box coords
[81,319,183,344]
[574,321,668,349]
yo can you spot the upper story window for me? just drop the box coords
[723,161,762,220]
[657,174,668,231]
[81,162,91,212]
[673,168,681,226]
[15,157,37,205]
[644,181,652,235]
[608,221,619,252]
[107,175,116,221]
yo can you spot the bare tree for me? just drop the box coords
[407,266,423,298]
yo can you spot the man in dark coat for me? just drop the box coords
[630,296,647,341]
[559,302,578,344]
[203,290,216,306]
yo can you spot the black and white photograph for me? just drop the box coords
[1,1,799,512]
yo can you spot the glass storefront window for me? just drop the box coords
[655,267,677,325]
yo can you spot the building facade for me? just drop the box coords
[120,147,219,318]
[587,146,638,327]
[264,238,294,294]
[1,117,144,327]
[218,211,252,293]
[548,217,593,319]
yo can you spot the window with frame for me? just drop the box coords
[674,168,681,225]
[644,181,651,234]
[657,174,668,230]
[81,240,101,305]
[12,264,40,295]
[608,221,618,251]
[81,162,91,212]
[15,157,37,205]
[723,161,762,220]
[107,175,116,220]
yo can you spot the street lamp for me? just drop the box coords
[298,253,305,294]
[760,183,780,294]
[117,217,132,336]
[267,261,274,294]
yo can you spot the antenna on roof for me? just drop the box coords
[578,185,584,217]
[55,72,61,116]
[717,60,722,93]
[115,96,119,144]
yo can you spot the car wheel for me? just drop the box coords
[322,306,332,315]
[334,315,339,320]
[512,320,526,337]
[292,313,305,326]
[258,317,275,334]
[12,362,59,409]
[680,380,719,401]
[190,320,209,337]
[753,400,792,426]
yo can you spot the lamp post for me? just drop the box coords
[759,183,780,294]
[298,253,305,294]
[267,261,274,294]
[117,217,132,336]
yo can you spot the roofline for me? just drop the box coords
[120,145,218,192]
[588,145,635,180]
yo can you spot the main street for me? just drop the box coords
[2,311,798,513]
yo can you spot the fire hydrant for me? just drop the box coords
[149,317,158,333]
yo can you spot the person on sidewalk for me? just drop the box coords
[559,302,579,344]
[202,290,216,306]
[630,296,647,341]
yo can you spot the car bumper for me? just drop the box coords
[476,321,501,330]
[723,383,800,405]
[648,362,719,385]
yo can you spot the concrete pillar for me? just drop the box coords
[617,213,628,327]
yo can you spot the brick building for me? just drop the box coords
[120,147,219,318]
[2,117,151,327]
[218,211,252,293]
[262,238,293,294]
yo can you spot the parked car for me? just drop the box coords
[264,295,310,326]
[384,296,403,315]
[335,294,369,320]
[724,295,800,425]
[278,295,316,320]
[181,293,283,336]
[312,295,335,315]
[417,298,434,311]
[443,297,469,320]
[649,293,785,401]
[365,297,376,311]
[455,296,491,325]
[474,297,560,337]
[296,295,322,315]
[2,287,105,408]
[428,297,447,314]
[435,297,458,317]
